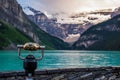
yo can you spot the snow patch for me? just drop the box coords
[64,34,80,43]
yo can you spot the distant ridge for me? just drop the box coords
[73,14,120,50]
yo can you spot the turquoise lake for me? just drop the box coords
[0,50,120,72]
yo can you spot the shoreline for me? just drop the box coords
[0,66,120,80]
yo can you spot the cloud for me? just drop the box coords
[17,0,120,16]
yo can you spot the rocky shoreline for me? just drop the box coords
[0,67,120,80]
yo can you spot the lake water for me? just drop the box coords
[0,50,120,72]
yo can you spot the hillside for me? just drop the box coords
[73,14,120,50]
[0,0,69,50]
[29,20,69,50]
[0,20,33,49]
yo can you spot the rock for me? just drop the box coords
[1,67,120,80]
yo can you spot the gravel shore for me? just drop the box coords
[1,67,120,80]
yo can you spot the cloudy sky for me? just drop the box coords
[17,0,120,17]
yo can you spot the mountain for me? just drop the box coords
[73,14,120,50]
[27,7,68,39]
[0,0,69,50]
[111,7,120,18]
[26,7,112,44]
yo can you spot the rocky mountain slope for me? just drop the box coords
[27,7,68,39]
[73,14,120,50]
[111,7,120,18]
[0,0,69,50]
